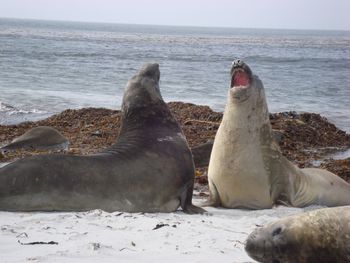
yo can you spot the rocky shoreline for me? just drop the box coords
[1,102,349,184]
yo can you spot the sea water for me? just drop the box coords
[0,18,349,132]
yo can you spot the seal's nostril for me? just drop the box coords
[233,59,243,67]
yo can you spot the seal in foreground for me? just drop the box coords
[207,59,350,208]
[1,126,69,152]
[0,63,204,214]
[245,206,350,263]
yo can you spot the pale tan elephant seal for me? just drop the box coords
[206,59,350,209]
[245,206,350,263]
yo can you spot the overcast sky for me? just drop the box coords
[1,0,350,30]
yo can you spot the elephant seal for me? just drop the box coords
[245,206,350,263]
[206,59,350,209]
[0,63,204,214]
[1,126,69,152]
[191,139,214,167]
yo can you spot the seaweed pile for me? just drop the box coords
[1,102,349,183]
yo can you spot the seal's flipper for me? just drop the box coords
[180,181,206,214]
[202,179,221,207]
[183,204,206,214]
[289,167,350,207]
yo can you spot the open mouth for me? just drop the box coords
[231,68,250,87]
[230,60,252,88]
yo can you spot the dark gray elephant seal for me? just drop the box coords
[245,206,350,263]
[1,126,69,152]
[206,59,350,209]
[0,63,204,214]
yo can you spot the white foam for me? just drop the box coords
[0,101,46,115]
[0,101,17,112]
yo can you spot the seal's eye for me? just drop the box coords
[272,227,282,236]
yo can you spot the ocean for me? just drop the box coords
[0,18,349,132]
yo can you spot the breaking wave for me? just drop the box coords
[0,101,49,125]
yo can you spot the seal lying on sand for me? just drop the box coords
[1,126,69,152]
[245,206,350,263]
[0,63,204,214]
[207,59,350,209]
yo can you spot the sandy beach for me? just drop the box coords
[0,197,326,263]
[1,1,349,261]
[1,102,350,262]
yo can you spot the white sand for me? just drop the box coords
[0,194,323,263]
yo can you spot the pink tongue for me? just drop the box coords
[233,71,249,86]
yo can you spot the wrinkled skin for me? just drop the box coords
[0,63,205,214]
[245,206,350,263]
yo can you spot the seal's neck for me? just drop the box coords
[105,103,181,155]
[224,89,271,134]
[120,101,180,135]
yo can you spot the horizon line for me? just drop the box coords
[1,16,350,32]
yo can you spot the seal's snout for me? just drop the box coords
[139,63,160,82]
[245,230,260,253]
[232,59,244,68]
[245,235,265,262]
[245,228,273,262]
[230,59,252,88]
[244,234,256,252]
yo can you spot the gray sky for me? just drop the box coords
[1,0,350,30]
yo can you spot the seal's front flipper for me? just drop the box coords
[183,204,207,214]
[180,181,207,214]
[201,179,221,207]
